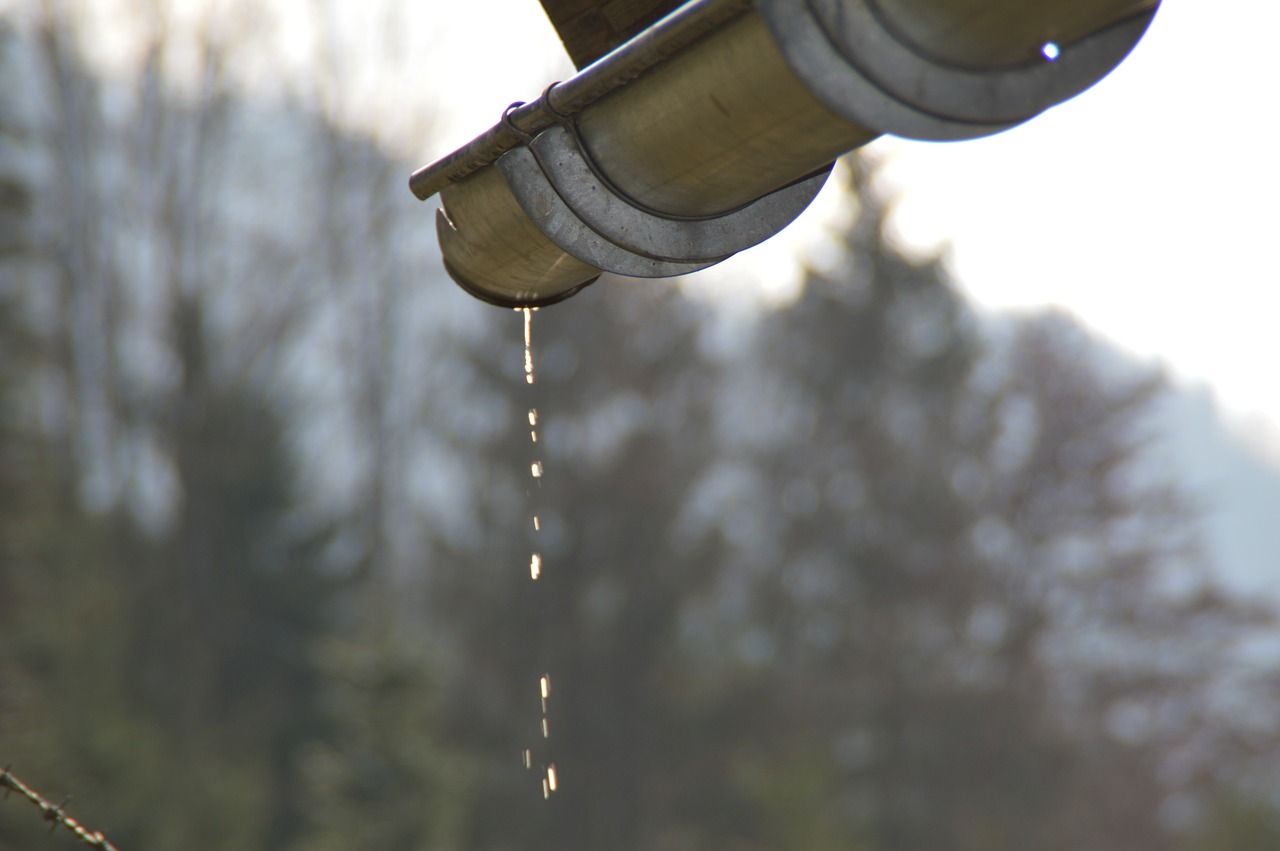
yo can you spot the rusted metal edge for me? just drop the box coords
[408,0,752,201]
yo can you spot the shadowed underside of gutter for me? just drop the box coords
[413,0,1161,308]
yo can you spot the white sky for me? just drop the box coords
[418,0,1280,449]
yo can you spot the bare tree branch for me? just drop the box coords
[1,765,122,851]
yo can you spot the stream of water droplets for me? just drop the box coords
[517,307,557,800]
[524,307,536,385]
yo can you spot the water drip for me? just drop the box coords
[518,307,557,798]
[522,307,538,384]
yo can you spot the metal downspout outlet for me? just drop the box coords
[411,0,1160,308]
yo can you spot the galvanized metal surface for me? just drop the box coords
[805,0,1157,124]
[528,124,832,261]
[868,0,1160,67]
[459,116,832,291]
[756,0,1154,141]
[573,11,871,216]
[496,143,719,277]
[756,0,1008,141]
[435,167,602,307]
[412,0,1160,207]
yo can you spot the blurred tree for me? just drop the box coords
[0,6,349,850]
[1181,794,1280,851]
[1,1,475,848]
[1,5,1275,851]
[289,611,475,851]
[420,158,1278,851]
[425,286,748,851]
[0,297,345,850]
[728,163,1275,850]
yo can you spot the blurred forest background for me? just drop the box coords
[2,3,1279,850]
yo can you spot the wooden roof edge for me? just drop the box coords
[538,0,689,69]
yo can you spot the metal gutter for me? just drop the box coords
[412,0,1160,307]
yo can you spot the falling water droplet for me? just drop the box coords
[515,310,556,801]
[522,307,537,384]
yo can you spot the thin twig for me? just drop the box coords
[0,765,121,850]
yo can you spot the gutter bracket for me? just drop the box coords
[495,143,719,278]
[527,124,833,264]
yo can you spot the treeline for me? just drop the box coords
[1,6,1279,851]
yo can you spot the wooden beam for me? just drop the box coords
[538,0,687,68]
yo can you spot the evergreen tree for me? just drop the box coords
[418,158,1278,851]
[0,12,346,849]
[0,303,344,850]
[2,6,1276,850]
